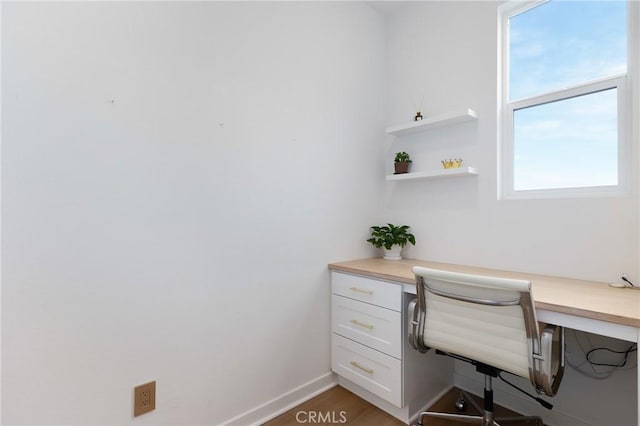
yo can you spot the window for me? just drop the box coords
[499,0,631,198]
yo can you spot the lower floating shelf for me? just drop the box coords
[386,166,478,182]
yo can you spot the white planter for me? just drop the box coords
[383,245,402,261]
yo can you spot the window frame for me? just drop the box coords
[498,0,633,200]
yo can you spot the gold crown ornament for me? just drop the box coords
[441,158,463,169]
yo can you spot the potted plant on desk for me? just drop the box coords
[367,223,416,260]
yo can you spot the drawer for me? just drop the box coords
[332,334,402,407]
[332,295,401,359]
[331,272,401,311]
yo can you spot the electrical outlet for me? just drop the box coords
[134,381,156,417]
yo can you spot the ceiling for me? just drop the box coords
[366,1,409,16]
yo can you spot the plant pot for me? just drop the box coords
[383,245,402,261]
[394,162,410,174]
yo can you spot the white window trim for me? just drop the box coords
[498,0,636,200]
[505,75,627,200]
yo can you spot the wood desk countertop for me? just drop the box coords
[329,258,640,328]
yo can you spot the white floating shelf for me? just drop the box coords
[386,166,478,182]
[385,109,478,137]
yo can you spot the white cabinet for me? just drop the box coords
[332,295,401,358]
[332,272,402,311]
[330,271,454,423]
[331,273,403,406]
[332,335,402,407]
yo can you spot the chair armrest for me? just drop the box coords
[408,298,429,353]
[536,324,565,396]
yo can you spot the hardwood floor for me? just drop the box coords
[263,386,404,426]
[263,385,541,426]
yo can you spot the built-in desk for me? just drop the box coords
[328,258,640,425]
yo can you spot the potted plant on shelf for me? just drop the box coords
[394,152,412,174]
[367,223,416,260]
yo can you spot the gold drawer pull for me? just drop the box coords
[349,287,373,295]
[350,361,374,375]
[350,319,374,330]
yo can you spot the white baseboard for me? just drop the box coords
[219,372,338,426]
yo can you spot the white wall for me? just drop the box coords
[3,1,637,425]
[1,2,386,424]
[386,1,638,284]
[0,0,3,421]
[385,2,638,425]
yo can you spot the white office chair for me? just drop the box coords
[408,267,564,426]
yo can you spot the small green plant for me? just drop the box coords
[367,223,416,250]
[394,152,412,163]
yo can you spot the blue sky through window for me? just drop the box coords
[513,88,618,190]
[509,1,626,192]
[510,1,626,101]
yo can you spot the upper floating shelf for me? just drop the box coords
[385,109,478,137]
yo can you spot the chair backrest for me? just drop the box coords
[409,266,564,396]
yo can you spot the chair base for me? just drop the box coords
[414,390,544,426]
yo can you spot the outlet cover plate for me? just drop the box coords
[134,381,156,417]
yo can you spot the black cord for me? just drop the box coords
[585,344,637,368]
[621,276,636,287]
[497,373,553,410]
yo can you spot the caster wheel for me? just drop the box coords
[455,396,467,412]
